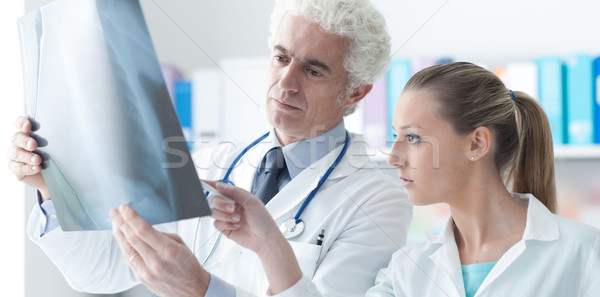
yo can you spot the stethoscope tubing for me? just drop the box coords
[292,131,350,223]
[195,130,350,264]
[220,131,270,183]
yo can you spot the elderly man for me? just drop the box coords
[8,0,411,296]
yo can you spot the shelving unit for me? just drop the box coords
[554,145,600,159]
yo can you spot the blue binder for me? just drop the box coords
[386,59,411,146]
[565,54,594,145]
[174,80,193,149]
[536,57,567,144]
[594,57,600,143]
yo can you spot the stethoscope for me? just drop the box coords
[194,130,350,265]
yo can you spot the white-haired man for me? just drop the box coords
[8,0,411,296]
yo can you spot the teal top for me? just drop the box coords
[461,262,496,297]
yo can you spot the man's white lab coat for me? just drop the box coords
[28,132,412,297]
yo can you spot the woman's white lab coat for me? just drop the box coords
[277,193,600,297]
[27,132,413,297]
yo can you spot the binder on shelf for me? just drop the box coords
[219,57,270,143]
[363,78,387,148]
[594,56,600,144]
[565,54,594,145]
[387,59,411,146]
[536,57,567,144]
[494,66,506,80]
[161,63,183,103]
[410,57,436,75]
[191,68,221,144]
[436,57,453,64]
[345,101,364,135]
[500,62,539,100]
[174,80,193,149]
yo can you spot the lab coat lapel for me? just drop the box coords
[265,134,367,220]
[478,194,559,293]
[228,138,272,192]
[429,219,466,297]
[328,134,372,179]
[476,241,525,294]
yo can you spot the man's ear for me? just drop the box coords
[467,126,493,161]
[344,84,373,107]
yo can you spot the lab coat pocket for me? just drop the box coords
[289,241,322,278]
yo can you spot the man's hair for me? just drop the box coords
[268,0,391,115]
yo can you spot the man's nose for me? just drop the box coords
[277,62,300,94]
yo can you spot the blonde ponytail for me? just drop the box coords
[507,91,557,213]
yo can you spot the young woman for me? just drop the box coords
[209,62,600,296]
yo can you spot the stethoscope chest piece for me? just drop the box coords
[280,219,305,239]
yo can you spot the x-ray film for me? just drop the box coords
[18,0,211,231]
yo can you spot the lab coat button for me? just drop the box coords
[306,282,318,295]
[233,246,242,256]
[49,213,57,219]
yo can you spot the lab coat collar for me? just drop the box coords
[429,217,456,244]
[478,194,559,293]
[275,121,347,180]
[265,133,372,220]
[429,193,559,244]
[429,218,465,297]
[515,192,559,242]
[428,193,560,297]
[228,129,373,221]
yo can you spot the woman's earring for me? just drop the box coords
[471,155,476,161]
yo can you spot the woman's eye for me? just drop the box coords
[407,134,421,144]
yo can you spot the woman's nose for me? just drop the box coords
[387,140,406,169]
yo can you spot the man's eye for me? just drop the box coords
[307,68,322,77]
[274,55,287,63]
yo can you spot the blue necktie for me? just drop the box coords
[252,147,288,204]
